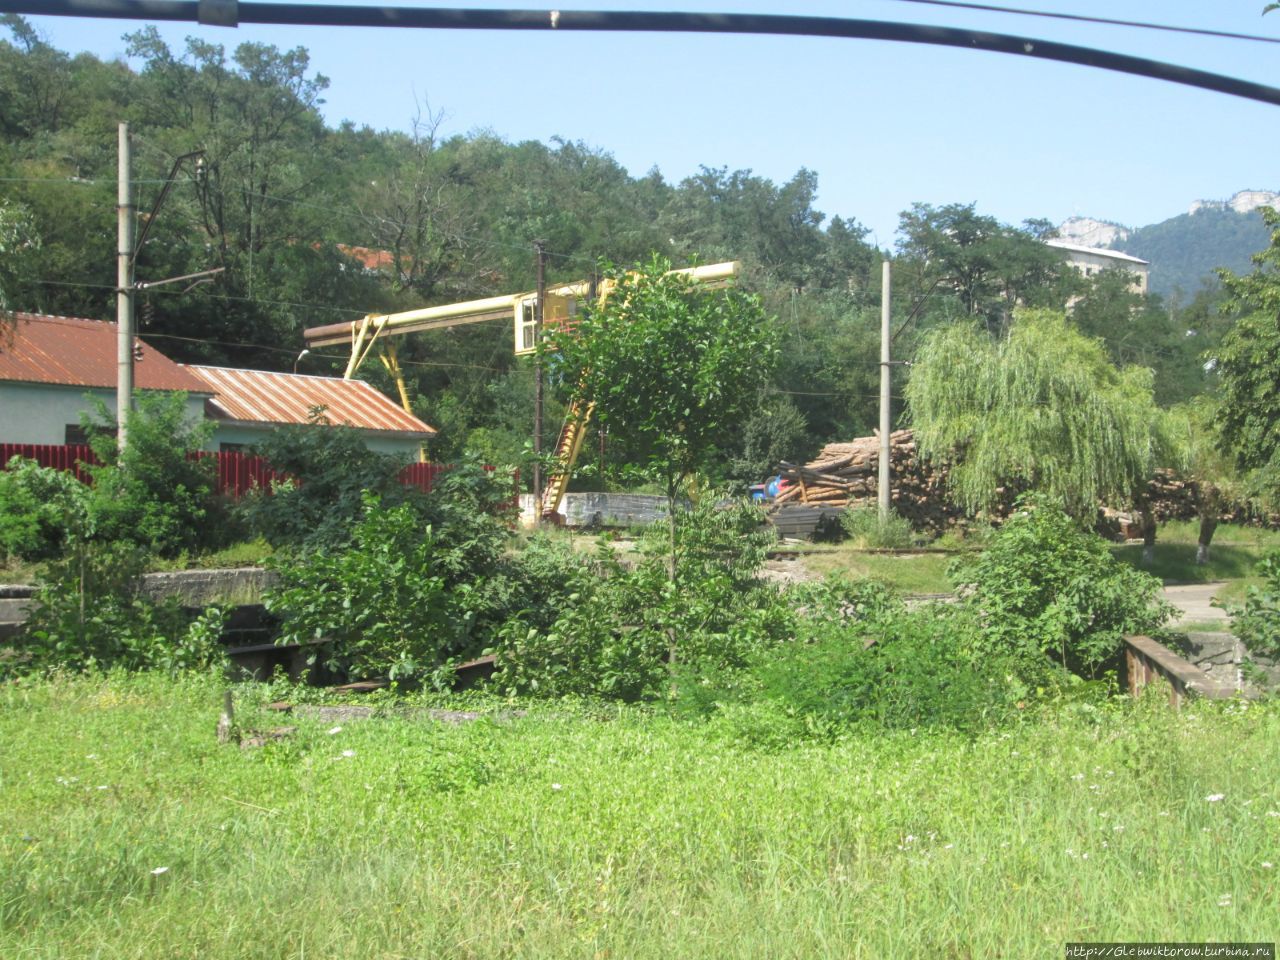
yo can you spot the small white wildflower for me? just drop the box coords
[1261,862,1273,870]
[150,867,169,876]
[96,785,108,791]
[551,783,563,791]
[1113,825,1124,832]
[341,749,355,758]
[1099,811,1109,818]
[1158,811,1170,817]
[1089,784,1099,791]
[943,843,954,850]
[1267,811,1280,818]
[1081,852,1089,860]
[1217,893,1232,907]
[1071,773,1085,781]
[327,726,343,735]
[904,835,916,844]
[85,754,99,760]
[1205,793,1225,803]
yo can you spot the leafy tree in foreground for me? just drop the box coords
[906,310,1181,525]
[550,254,780,576]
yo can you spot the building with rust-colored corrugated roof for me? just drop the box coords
[0,313,211,445]
[184,365,435,455]
[0,313,435,456]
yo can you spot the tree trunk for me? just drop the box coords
[1196,513,1219,564]
[1140,506,1157,567]
[1195,484,1220,566]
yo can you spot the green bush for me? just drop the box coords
[949,496,1172,678]
[84,392,223,558]
[0,456,89,562]
[1228,550,1280,660]
[238,418,413,550]
[840,504,916,550]
[11,541,227,677]
[493,498,784,700]
[266,494,464,684]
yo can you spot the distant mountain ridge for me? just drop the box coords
[1058,190,1277,298]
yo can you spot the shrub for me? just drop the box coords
[840,504,916,550]
[0,456,89,562]
[949,496,1172,678]
[238,417,412,550]
[267,492,498,684]
[1228,550,1280,660]
[11,541,227,677]
[84,392,222,557]
[493,498,784,701]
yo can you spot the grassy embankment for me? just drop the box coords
[1,672,1277,959]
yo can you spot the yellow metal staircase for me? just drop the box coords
[540,397,596,520]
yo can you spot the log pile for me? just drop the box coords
[774,436,1273,536]
[773,429,969,534]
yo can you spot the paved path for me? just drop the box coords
[1163,582,1230,627]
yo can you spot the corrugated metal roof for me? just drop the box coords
[1044,239,1150,266]
[186,365,436,437]
[0,313,212,393]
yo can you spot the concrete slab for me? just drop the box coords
[1162,582,1230,627]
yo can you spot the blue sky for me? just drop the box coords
[26,1,1280,244]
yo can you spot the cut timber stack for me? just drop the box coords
[774,429,966,534]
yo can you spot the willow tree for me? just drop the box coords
[906,310,1182,534]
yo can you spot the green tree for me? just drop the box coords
[906,309,1181,523]
[1168,396,1248,565]
[1211,207,1280,498]
[550,255,779,573]
[896,203,1071,336]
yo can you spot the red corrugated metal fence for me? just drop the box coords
[1,444,519,504]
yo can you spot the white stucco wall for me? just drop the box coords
[213,421,426,458]
[0,383,207,446]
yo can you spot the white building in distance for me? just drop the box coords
[1044,239,1150,294]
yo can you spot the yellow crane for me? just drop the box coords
[303,260,740,519]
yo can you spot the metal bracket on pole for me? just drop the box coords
[198,0,238,27]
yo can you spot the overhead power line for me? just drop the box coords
[881,0,1280,46]
[4,3,1280,108]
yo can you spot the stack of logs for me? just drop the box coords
[773,429,968,534]
[774,432,1273,534]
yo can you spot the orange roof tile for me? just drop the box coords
[185,365,436,437]
[0,313,211,393]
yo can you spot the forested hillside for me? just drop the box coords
[1115,206,1273,298]
[0,17,1232,481]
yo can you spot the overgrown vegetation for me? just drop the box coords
[950,498,1172,679]
[1,671,1276,959]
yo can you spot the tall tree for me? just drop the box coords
[896,203,1070,336]
[550,255,779,572]
[1211,207,1280,498]
[906,309,1181,523]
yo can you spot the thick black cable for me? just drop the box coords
[7,3,1280,108]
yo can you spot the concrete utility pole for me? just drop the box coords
[532,240,546,515]
[117,121,135,452]
[879,259,892,520]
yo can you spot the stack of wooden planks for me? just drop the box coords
[773,429,965,533]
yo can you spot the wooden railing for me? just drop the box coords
[1124,635,1238,707]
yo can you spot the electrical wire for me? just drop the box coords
[879,0,1280,46]
[7,3,1280,107]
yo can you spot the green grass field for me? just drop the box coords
[2,672,1277,959]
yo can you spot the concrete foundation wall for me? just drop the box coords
[520,492,677,528]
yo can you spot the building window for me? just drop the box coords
[219,442,246,453]
[64,424,89,445]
